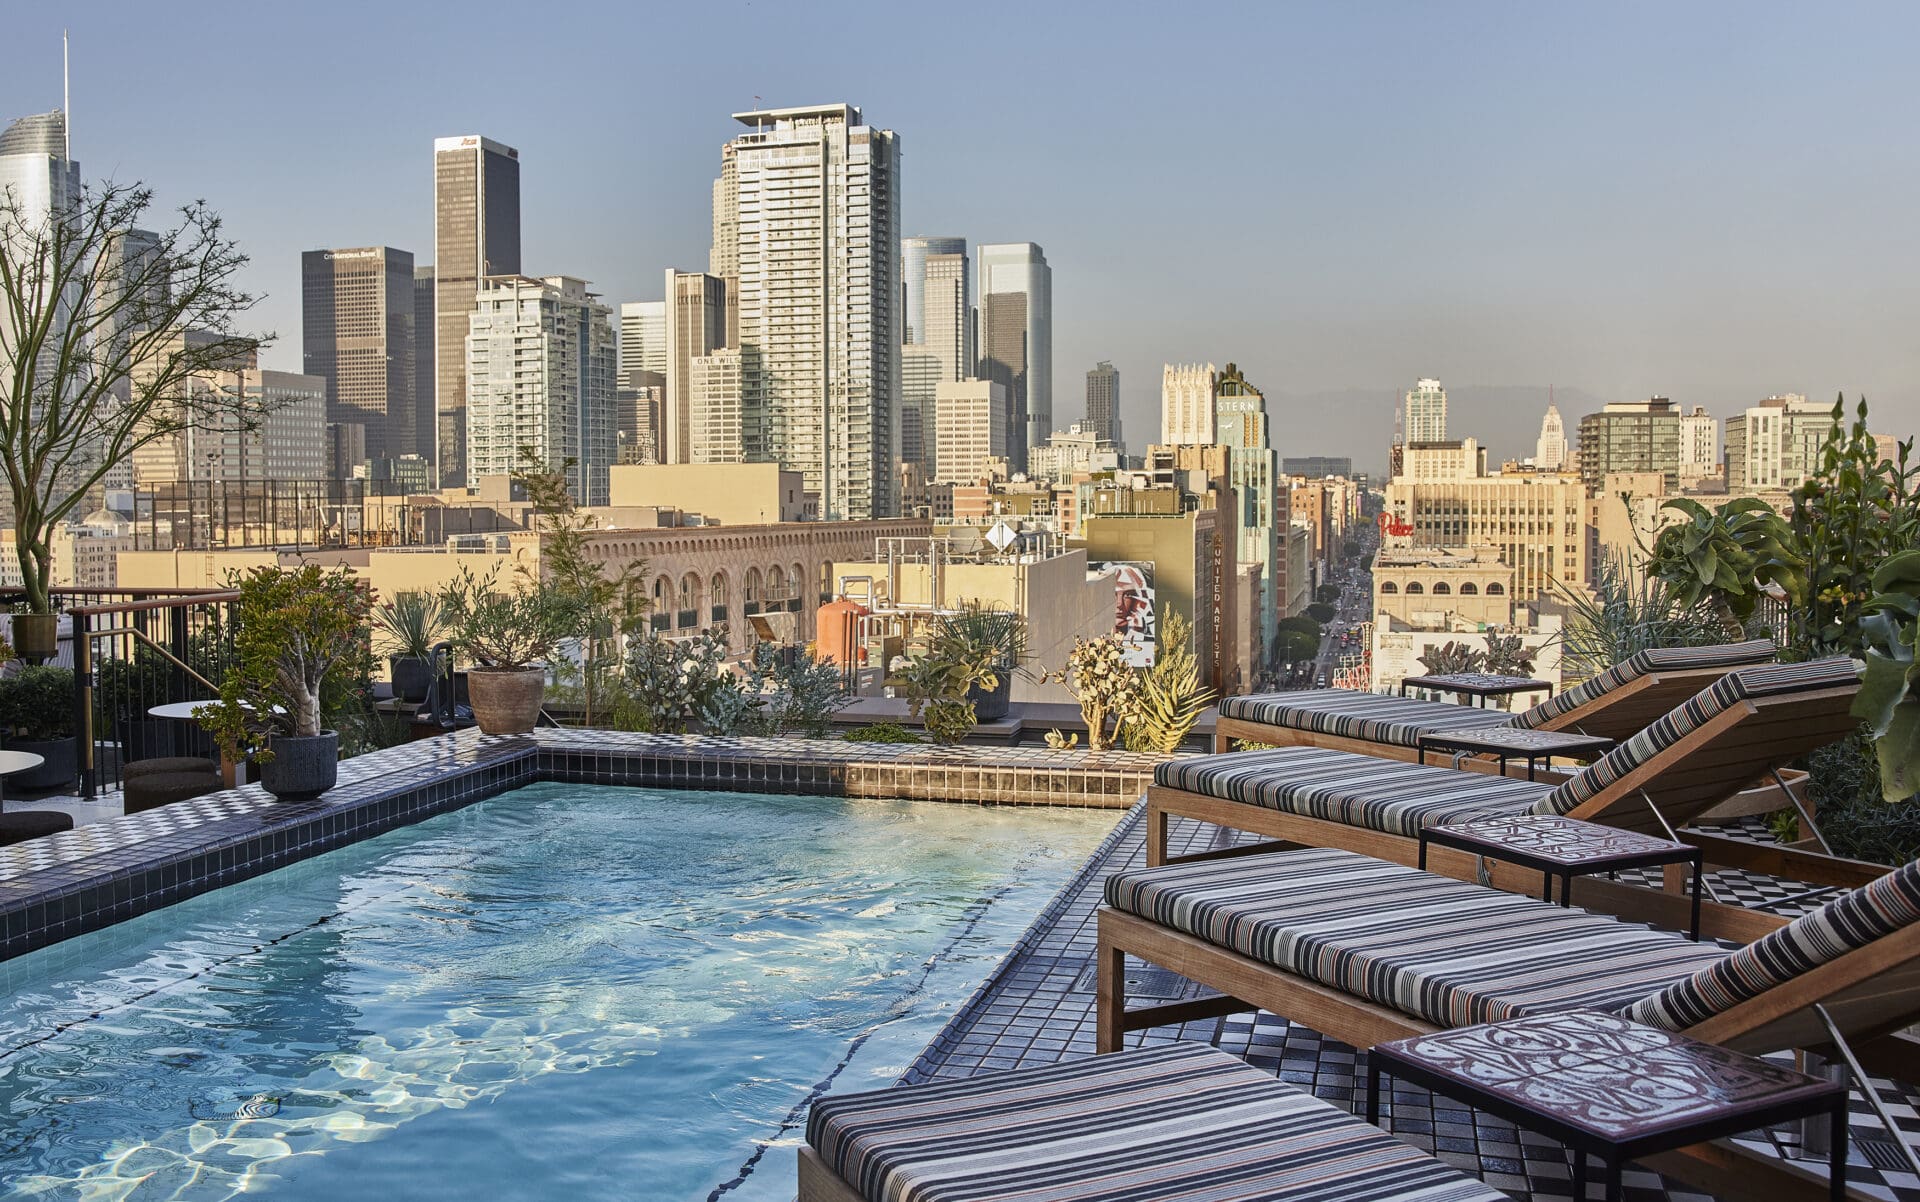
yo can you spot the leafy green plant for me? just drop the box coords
[1043,729,1078,750]
[1482,633,1537,678]
[196,565,372,761]
[922,699,977,745]
[1791,397,1918,658]
[1315,584,1342,605]
[439,566,587,669]
[618,626,733,733]
[937,603,1030,678]
[0,666,75,740]
[1553,553,1735,675]
[1123,610,1214,754]
[1804,729,1920,862]
[372,590,442,659]
[844,722,923,744]
[1647,497,1805,636]
[1306,602,1336,624]
[1042,633,1141,752]
[1417,641,1485,676]
[1856,549,1920,801]
[740,642,848,737]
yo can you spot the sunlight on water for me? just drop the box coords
[0,784,1114,1201]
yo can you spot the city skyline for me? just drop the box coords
[3,3,1915,472]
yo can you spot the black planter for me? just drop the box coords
[390,655,434,703]
[966,672,1014,722]
[5,735,77,791]
[260,731,339,801]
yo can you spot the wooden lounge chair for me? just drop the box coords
[1213,639,1778,763]
[801,1043,1509,1202]
[1096,846,1920,1201]
[1150,658,1871,941]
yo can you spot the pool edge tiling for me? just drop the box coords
[0,730,1158,965]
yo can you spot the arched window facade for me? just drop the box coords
[711,572,729,621]
[679,573,701,623]
[1405,582,1425,595]
[745,567,763,613]
[1432,582,1451,595]
[1459,583,1478,595]
[1380,581,1399,594]
[1486,582,1506,596]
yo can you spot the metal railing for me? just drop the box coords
[60,588,242,799]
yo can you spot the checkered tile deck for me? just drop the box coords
[906,805,1920,1202]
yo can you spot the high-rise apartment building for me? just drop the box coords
[976,242,1051,467]
[1085,360,1122,448]
[432,134,521,488]
[132,336,327,484]
[1161,363,1218,445]
[902,236,966,344]
[934,379,1009,484]
[1214,363,1280,652]
[662,270,728,465]
[464,275,615,505]
[717,104,900,519]
[618,300,667,389]
[1725,394,1833,492]
[1576,396,1681,493]
[301,246,417,466]
[1405,377,1448,444]
[690,348,744,464]
[1678,405,1720,485]
[1534,404,1567,470]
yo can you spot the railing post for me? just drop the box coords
[73,608,95,800]
[168,602,190,705]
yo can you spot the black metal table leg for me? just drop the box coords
[1690,852,1704,941]
[1366,1061,1381,1127]
[1829,1095,1847,1202]
[1572,1149,1585,1199]
[1604,1155,1621,1201]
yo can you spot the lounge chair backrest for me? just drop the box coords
[1623,855,1920,1031]
[1511,640,1778,731]
[1528,657,1861,820]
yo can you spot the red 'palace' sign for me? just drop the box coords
[1376,512,1413,537]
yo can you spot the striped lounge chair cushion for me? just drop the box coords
[1155,747,1552,837]
[1626,855,1920,1031]
[1217,688,1515,748]
[1105,848,1725,1029]
[806,1043,1509,1202]
[1512,639,1778,730]
[1530,657,1861,818]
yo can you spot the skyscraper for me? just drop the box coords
[1215,363,1280,652]
[1405,377,1447,444]
[710,142,740,346]
[413,267,436,468]
[1725,394,1832,492]
[976,242,1051,468]
[301,246,417,464]
[899,345,944,482]
[433,134,521,488]
[921,251,971,383]
[1,111,83,409]
[902,235,966,344]
[717,103,900,519]
[464,275,615,505]
[1534,403,1566,470]
[1085,360,1122,448]
[1161,363,1217,445]
[618,301,667,389]
[934,379,1009,484]
[662,270,728,465]
[1576,396,1681,493]
[690,348,744,464]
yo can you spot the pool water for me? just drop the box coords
[0,784,1115,1200]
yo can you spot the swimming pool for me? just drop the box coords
[0,783,1115,1200]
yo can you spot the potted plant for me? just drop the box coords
[439,567,586,734]
[0,665,79,790]
[196,564,372,800]
[935,604,1029,722]
[373,590,442,703]
[9,610,60,664]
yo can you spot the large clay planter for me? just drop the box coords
[466,667,546,734]
[260,731,339,801]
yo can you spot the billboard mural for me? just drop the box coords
[1105,561,1157,667]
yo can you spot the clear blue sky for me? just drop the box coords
[6,1,1916,468]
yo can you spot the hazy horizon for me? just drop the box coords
[4,1,1914,464]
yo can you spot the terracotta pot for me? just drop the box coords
[466,667,546,734]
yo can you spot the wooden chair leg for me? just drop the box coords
[1096,924,1126,1054]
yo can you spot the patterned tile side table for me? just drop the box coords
[1367,1009,1848,1201]
[1420,813,1705,938]
[1416,726,1616,780]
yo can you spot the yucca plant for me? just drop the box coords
[1122,610,1214,754]
[372,590,442,660]
[1553,553,1732,676]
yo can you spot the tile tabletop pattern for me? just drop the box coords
[1425,814,1692,869]
[0,730,1160,964]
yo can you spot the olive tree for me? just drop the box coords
[0,181,265,613]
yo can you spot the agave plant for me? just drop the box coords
[1123,610,1214,755]
[1552,553,1733,675]
[372,590,443,660]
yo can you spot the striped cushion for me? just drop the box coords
[1217,689,1515,748]
[1105,848,1725,1029]
[1626,856,1920,1031]
[1156,747,1551,837]
[1513,639,1778,730]
[1530,658,1860,817]
[807,1043,1509,1202]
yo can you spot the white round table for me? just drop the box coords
[0,749,47,809]
[148,700,220,721]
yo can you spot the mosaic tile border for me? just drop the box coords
[0,729,1159,964]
